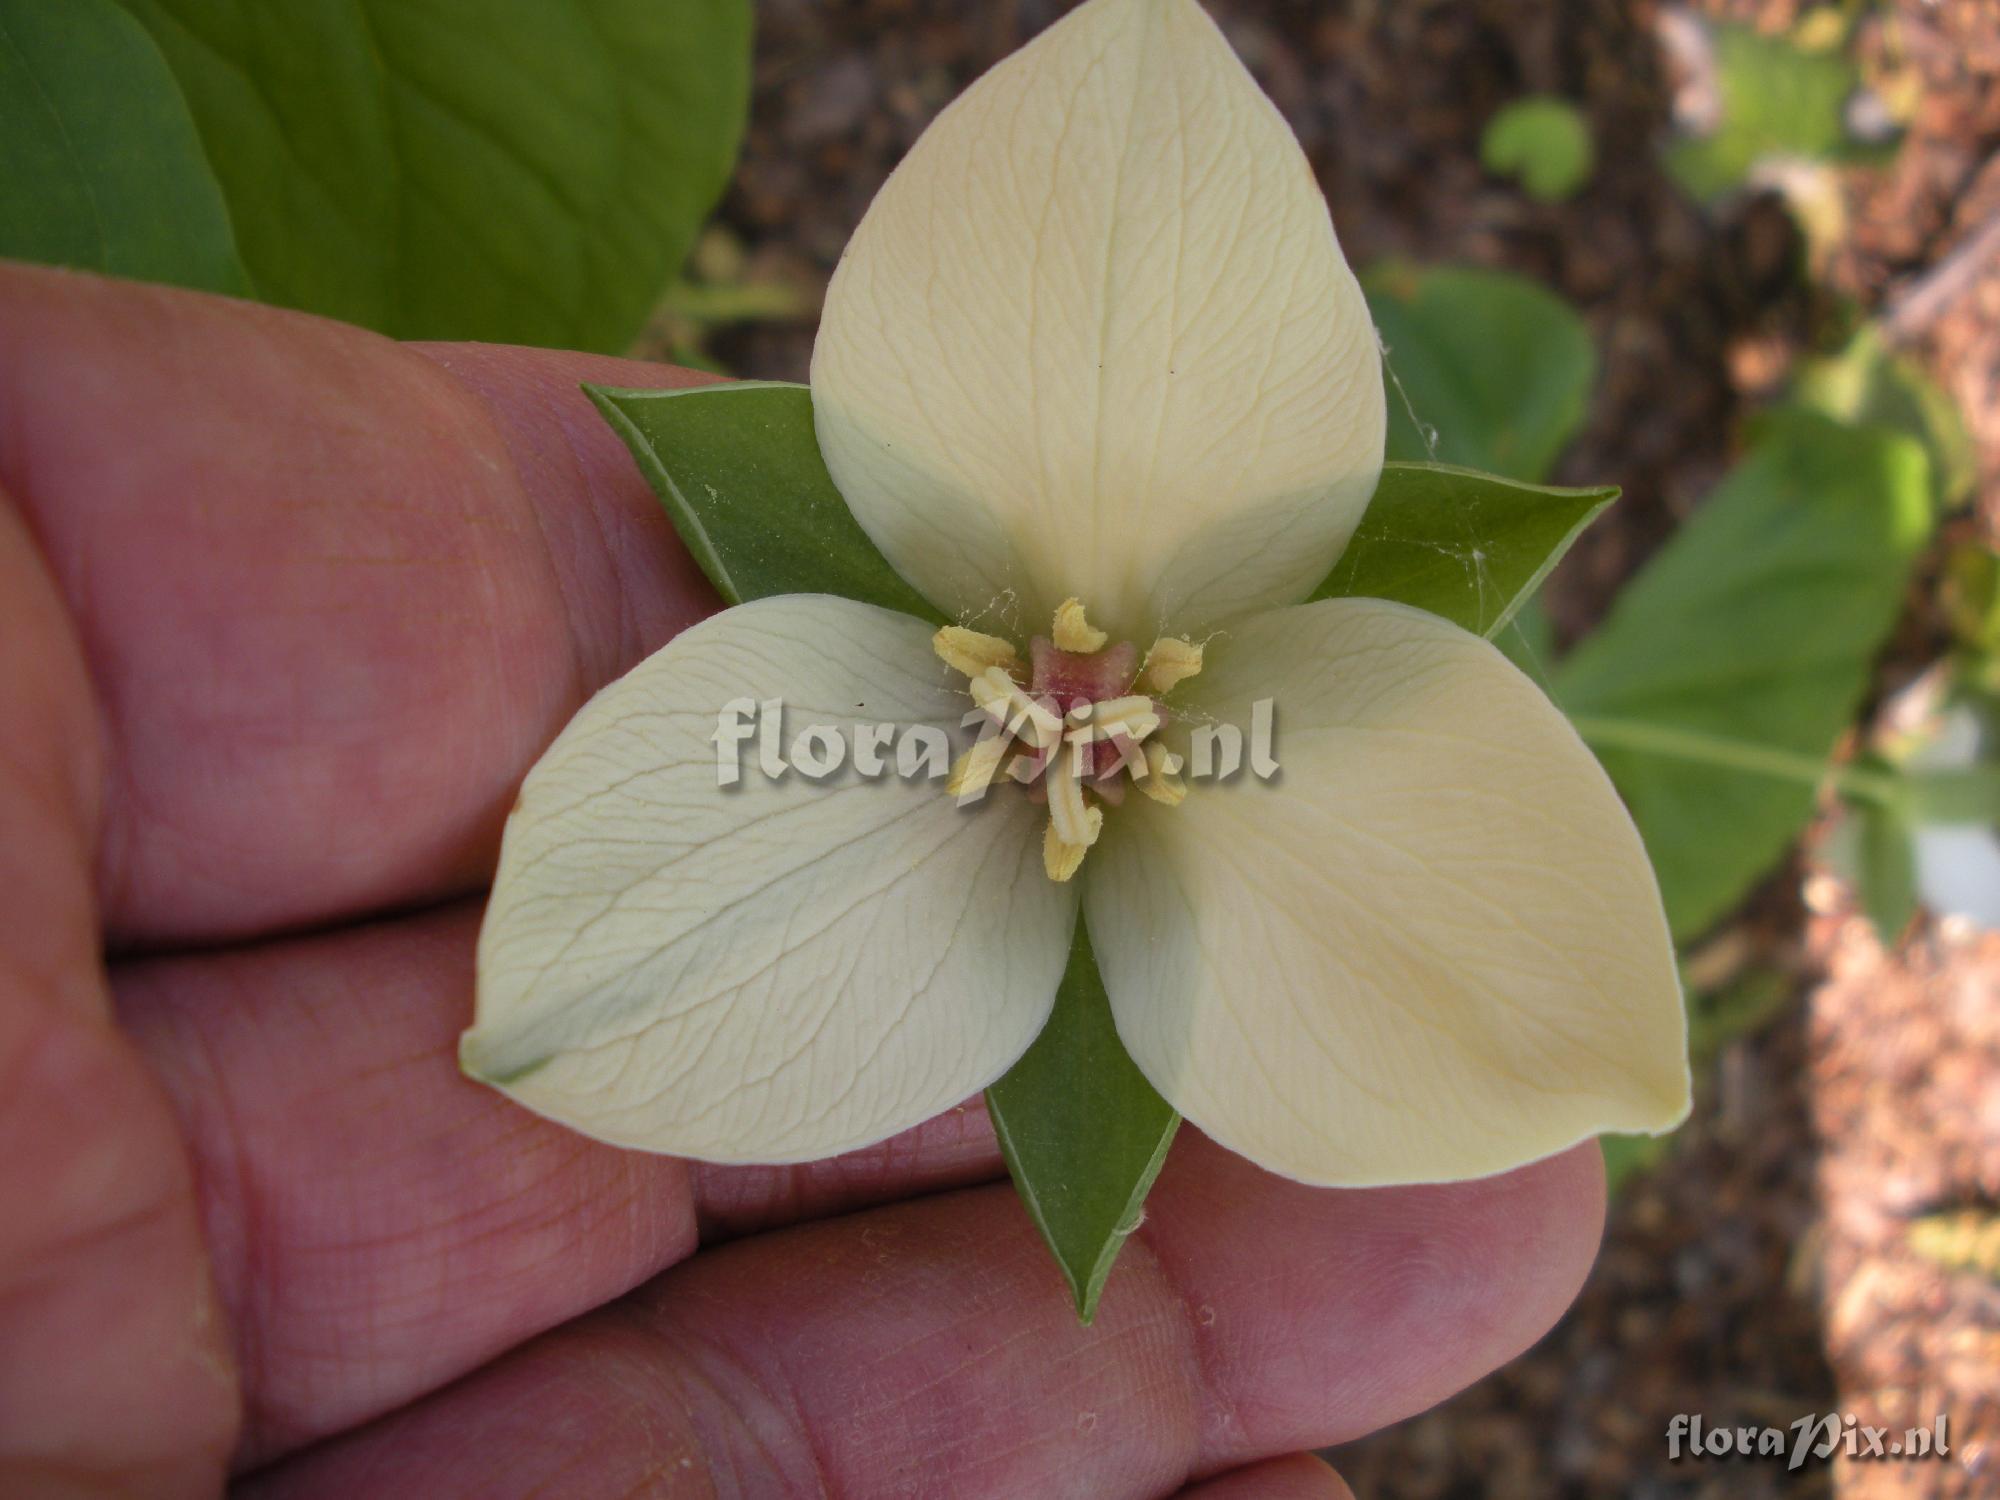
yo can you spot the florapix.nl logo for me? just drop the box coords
[1667,1412,1952,1472]
[709,696,1280,793]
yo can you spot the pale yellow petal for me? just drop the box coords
[811,0,1384,642]
[1086,597,1690,1187]
[464,595,1074,1163]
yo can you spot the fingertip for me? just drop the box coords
[1176,1453,1352,1499]
[1131,1131,1608,1459]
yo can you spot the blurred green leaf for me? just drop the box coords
[1944,545,2000,657]
[1364,263,1597,484]
[1791,326,1976,509]
[1313,462,1616,638]
[1826,793,1920,941]
[1831,691,2000,942]
[1666,20,1880,201]
[1687,966,1792,1059]
[1556,409,1934,940]
[1601,1132,1669,1192]
[988,921,1179,1323]
[0,0,246,293]
[1904,764,2000,824]
[115,0,750,349]
[586,380,944,622]
[1481,95,1595,202]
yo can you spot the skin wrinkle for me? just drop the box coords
[630,1296,835,1499]
[1120,1227,1239,1476]
[146,969,277,1442]
[115,906,703,1467]
[412,343,701,703]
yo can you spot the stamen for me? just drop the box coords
[1052,597,1108,653]
[935,625,1020,680]
[1045,741,1100,848]
[947,735,1010,802]
[1136,741,1187,805]
[1141,636,1203,693]
[970,666,1062,749]
[1088,695,1162,743]
[1043,822,1093,882]
[941,599,1179,881]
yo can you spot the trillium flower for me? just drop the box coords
[462,0,1690,1187]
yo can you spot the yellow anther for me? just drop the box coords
[1045,742,1100,848]
[1052,597,1108,653]
[1043,821,1094,882]
[1141,636,1203,694]
[1087,695,1162,744]
[934,625,1020,680]
[941,604,1171,882]
[970,666,1062,749]
[947,735,1009,802]
[1136,741,1187,806]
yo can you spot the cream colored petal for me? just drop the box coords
[464,595,1074,1163]
[810,0,1383,643]
[1085,597,1690,1187]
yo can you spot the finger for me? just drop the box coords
[1174,1454,1352,1499]
[0,263,719,946]
[117,903,1006,1467]
[239,1134,1602,1500]
[0,481,237,1494]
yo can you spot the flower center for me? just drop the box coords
[934,599,1202,882]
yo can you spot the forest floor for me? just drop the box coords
[681,2,2000,1493]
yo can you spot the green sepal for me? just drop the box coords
[586,381,944,622]
[987,919,1180,1324]
[1313,461,1615,640]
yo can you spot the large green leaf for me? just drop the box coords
[115,0,750,349]
[987,921,1180,1323]
[1792,325,1976,510]
[1556,409,1934,940]
[0,0,246,293]
[1313,462,1615,638]
[1364,263,1597,484]
[588,381,944,622]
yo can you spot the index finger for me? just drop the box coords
[0,262,719,945]
[239,1135,1605,1500]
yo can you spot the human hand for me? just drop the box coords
[0,262,1604,1500]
